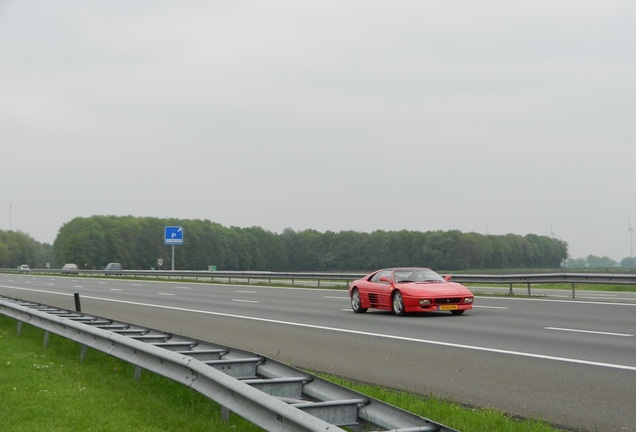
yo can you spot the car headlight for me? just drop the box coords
[419,299,432,306]
[463,297,474,304]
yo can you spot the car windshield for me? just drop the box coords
[394,268,444,283]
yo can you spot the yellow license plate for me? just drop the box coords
[438,305,458,311]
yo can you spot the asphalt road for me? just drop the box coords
[1,274,635,432]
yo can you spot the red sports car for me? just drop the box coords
[348,267,474,316]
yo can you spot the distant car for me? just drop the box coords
[18,264,31,272]
[104,262,123,274]
[348,267,474,316]
[62,263,79,275]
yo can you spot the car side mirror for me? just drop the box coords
[444,275,452,281]
[379,276,391,283]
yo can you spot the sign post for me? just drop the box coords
[164,226,184,271]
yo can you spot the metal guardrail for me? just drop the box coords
[0,295,459,432]
[448,273,636,298]
[4,268,636,297]
[3,268,360,286]
[449,272,636,285]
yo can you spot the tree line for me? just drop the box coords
[0,229,51,269]
[37,215,569,271]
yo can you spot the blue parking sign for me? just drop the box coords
[164,226,184,245]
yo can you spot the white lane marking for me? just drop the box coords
[545,327,634,337]
[175,286,190,290]
[131,284,143,287]
[47,283,55,286]
[109,288,122,291]
[232,299,259,303]
[476,296,636,306]
[3,286,636,371]
[73,286,84,289]
[158,293,176,296]
[98,281,106,284]
[69,295,636,372]
[235,290,256,294]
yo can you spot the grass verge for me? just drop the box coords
[0,315,260,432]
[0,315,574,432]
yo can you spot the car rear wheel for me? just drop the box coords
[392,291,405,316]
[450,310,465,316]
[351,289,367,313]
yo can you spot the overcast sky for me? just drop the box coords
[2,1,635,261]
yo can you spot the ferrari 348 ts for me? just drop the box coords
[348,267,474,316]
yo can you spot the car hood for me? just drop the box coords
[400,281,471,296]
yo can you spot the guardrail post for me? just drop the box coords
[16,320,22,336]
[81,345,87,362]
[134,366,142,381]
[571,283,576,299]
[43,330,50,347]
[508,283,513,296]
[221,406,230,422]
[74,293,82,312]
[527,283,531,296]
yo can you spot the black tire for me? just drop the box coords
[450,310,465,316]
[351,289,367,313]
[392,291,405,316]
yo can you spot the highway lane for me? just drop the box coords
[1,274,635,432]
[3,274,633,367]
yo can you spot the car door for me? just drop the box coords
[367,270,393,310]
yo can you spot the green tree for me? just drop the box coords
[48,215,571,272]
[0,230,42,268]
[620,256,636,268]
[587,255,616,268]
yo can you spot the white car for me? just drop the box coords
[62,263,79,275]
[18,264,31,271]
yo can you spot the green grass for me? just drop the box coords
[0,315,574,432]
[320,375,575,432]
[529,283,636,292]
[0,315,261,432]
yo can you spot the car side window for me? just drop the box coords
[371,270,392,284]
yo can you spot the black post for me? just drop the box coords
[74,293,82,312]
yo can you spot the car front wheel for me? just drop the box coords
[392,291,405,316]
[351,289,367,313]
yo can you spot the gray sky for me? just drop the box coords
[2,1,635,261]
